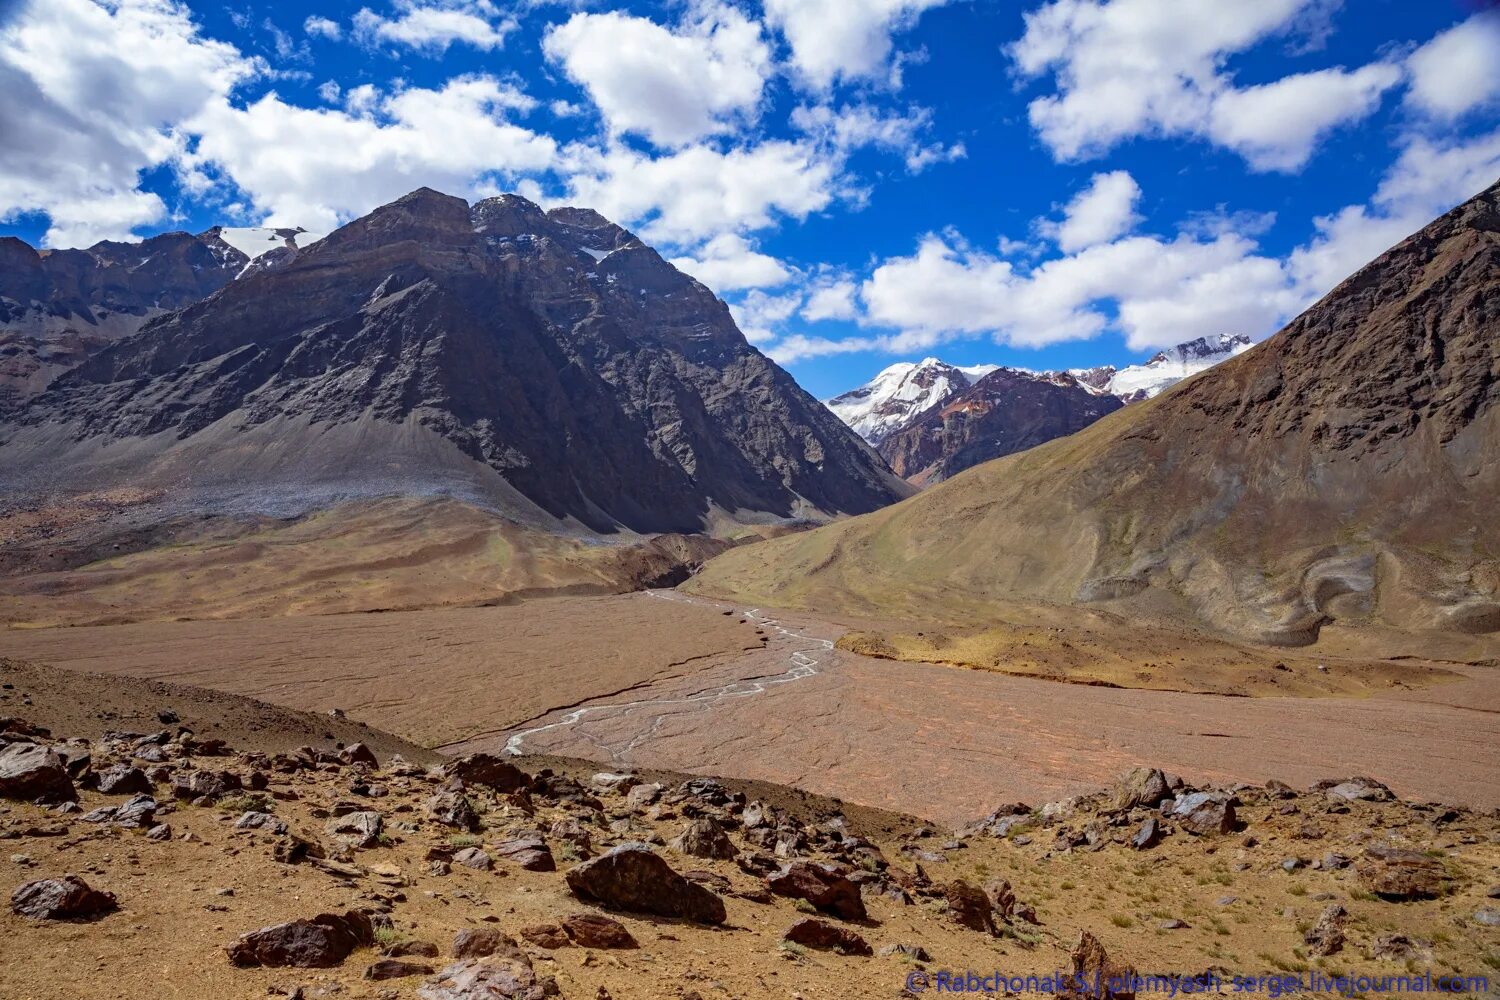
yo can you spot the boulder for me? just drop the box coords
[234,811,288,835]
[442,754,528,793]
[426,791,480,831]
[1112,768,1171,811]
[783,917,872,955]
[453,847,493,871]
[493,836,554,872]
[519,923,570,949]
[1131,817,1162,850]
[226,909,374,968]
[669,818,736,859]
[0,744,76,803]
[767,861,866,921]
[95,764,152,796]
[339,743,379,767]
[11,875,117,920]
[945,879,996,935]
[1304,904,1346,956]
[1169,792,1235,835]
[418,957,553,1000]
[451,928,521,960]
[326,811,384,849]
[367,959,434,980]
[1357,847,1446,900]
[562,912,637,949]
[565,843,726,924]
[171,769,241,802]
[1067,930,1136,1000]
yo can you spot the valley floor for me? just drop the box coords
[4,591,1496,827]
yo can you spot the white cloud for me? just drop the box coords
[557,139,840,247]
[542,4,770,148]
[1207,64,1401,172]
[670,233,792,292]
[729,289,803,344]
[0,0,256,246]
[801,274,860,322]
[353,1,515,54]
[1047,169,1142,251]
[1404,14,1500,121]
[1009,0,1397,172]
[790,102,965,173]
[184,76,556,230]
[763,0,950,90]
[317,80,341,103]
[304,16,342,40]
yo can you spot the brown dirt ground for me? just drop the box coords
[1,665,1497,999]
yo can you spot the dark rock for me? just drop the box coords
[170,769,241,802]
[1112,768,1171,811]
[340,743,379,768]
[493,837,554,872]
[453,848,493,871]
[443,754,528,793]
[1131,817,1161,850]
[945,879,996,935]
[767,861,866,921]
[668,818,736,859]
[1067,930,1136,1000]
[562,913,637,949]
[451,928,520,960]
[565,843,726,924]
[227,909,374,968]
[426,791,480,831]
[11,874,117,920]
[783,917,872,955]
[519,923,570,949]
[0,744,76,803]
[95,764,151,796]
[234,811,288,834]
[367,959,434,980]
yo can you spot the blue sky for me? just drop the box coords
[1,1,1498,399]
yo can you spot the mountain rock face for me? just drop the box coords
[824,358,996,446]
[691,181,1500,644]
[1,189,908,535]
[880,368,1123,484]
[0,231,251,405]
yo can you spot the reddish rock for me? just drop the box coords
[519,923,570,949]
[10,875,117,920]
[493,836,554,872]
[1357,847,1446,900]
[451,928,521,960]
[226,909,374,968]
[945,879,996,935]
[767,861,866,921]
[782,917,872,955]
[562,912,637,949]
[565,843,726,925]
[443,754,529,793]
[366,958,434,980]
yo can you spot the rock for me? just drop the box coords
[171,769,241,802]
[1112,768,1171,810]
[234,811,288,834]
[561,912,637,949]
[367,959,434,980]
[565,843,726,924]
[1169,792,1236,835]
[453,848,493,871]
[1323,777,1394,803]
[451,929,521,960]
[983,879,1017,922]
[10,875,117,920]
[1131,818,1161,850]
[386,940,441,959]
[519,923,570,949]
[1158,919,1188,930]
[668,818,736,859]
[1371,933,1421,959]
[767,861,866,921]
[944,879,996,935]
[783,917,872,955]
[1473,908,1500,927]
[340,743,379,767]
[442,755,528,794]
[1067,930,1136,1000]
[227,910,374,968]
[95,764,152,796]
[0,744,76,803]
[426,791,480,831]
[145,823,172,841]
[1304,904,1346,956]
[418,957,553,1000]
[326,811,384,849]
[493,836,554,872]
[879,943,931,961]
[1356,846,1445,900]
[625,783,662,810]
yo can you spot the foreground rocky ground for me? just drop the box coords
[2,664,1498,999]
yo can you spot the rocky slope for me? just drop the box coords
[1,189,908,536]
[2,659,1496,999]
[880,368,1123,484]
[691,180,1500,644]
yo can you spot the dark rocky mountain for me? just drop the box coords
[693,180,1500,644]
[1,189,909,534]
[879,368,1124,484]
[0,231,249,404]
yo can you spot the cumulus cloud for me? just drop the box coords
[801,273,861,322]
[353,1,515,54]
[1009,0,1398,172]
[0,0,256,246]
[729,289,803,344]
[790,103,965,173]
[304,16,342,40]
[1404,14,1500,121]
[543,4,770,148]
[670,233,792,292]
[763,0,951,90]
[1046,170,1142,252]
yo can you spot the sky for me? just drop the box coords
[1,1,1498,399]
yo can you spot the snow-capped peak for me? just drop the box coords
[1105,334,1252,400]
[826,357,996,446]
[212,226,331,262]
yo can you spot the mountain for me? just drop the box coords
[1084,334,1254,401]
[1,188,909,538]
[880,368,1123,484]
[824,357,995,446]
[689,180,1500,645]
